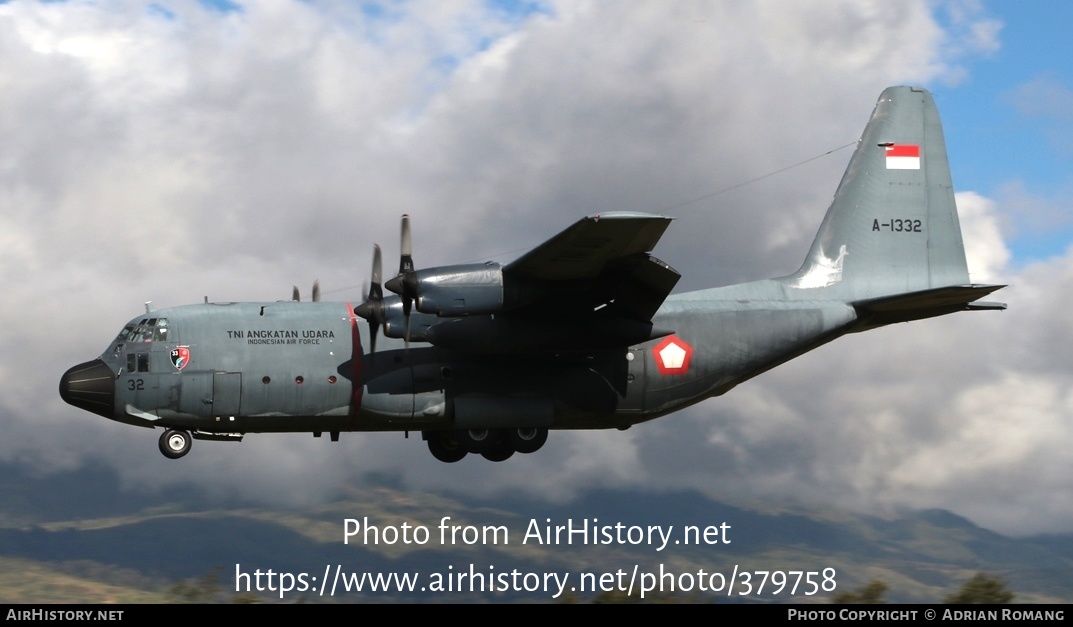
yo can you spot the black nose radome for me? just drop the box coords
[59,359,115,418]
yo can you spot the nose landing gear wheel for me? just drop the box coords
[159,429,192,459]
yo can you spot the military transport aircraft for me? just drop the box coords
[60,86,1005,463]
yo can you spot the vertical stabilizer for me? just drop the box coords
[782,86,970,301]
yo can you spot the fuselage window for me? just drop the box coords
[137,353,150,372]
[126,353,136,373]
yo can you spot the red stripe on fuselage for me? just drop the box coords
[347,302,362,415]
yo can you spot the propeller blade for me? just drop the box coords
[355,245,385,354]
[399,214,414,274]
[397,212,412,345]
[371,244,383,300]
[381,214,415,348]
[386,213,414,297]
[292,286,300,302]
[368,246,382,353]
[312,280,320,303]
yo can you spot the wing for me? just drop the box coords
[503,212,680,320]
[366,212,681,353]
[507,212,673,280]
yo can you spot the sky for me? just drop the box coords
[2,0,1073,537]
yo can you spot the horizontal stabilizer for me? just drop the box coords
[850,284,1006,330]
[966,301,1007,311]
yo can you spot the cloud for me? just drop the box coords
[941,0,1002,55]
[1009,75,1073,122]
[1006,76,1073,166]
[957,191,1010,281]
[10,1,1072,536]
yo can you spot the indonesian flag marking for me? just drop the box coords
[885,144,920,170]
[653,336,693,375]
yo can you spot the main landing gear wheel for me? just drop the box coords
[481,440,515,462]
[159,429,192,459]
[507,427,548,454]
[457,429,494,455]
[426,432,467,463]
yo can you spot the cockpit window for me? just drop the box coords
[153,319,169,342]
[113,325,135,353]
[124,318,169,343]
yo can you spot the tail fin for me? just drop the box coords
[784,86,976,302]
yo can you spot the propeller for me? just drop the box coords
[292,281,321,302]
[385,214,416,345]
[354,245,385,353]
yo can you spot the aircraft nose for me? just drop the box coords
[59,359,116,418]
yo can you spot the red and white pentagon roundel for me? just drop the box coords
[653,336,693,375]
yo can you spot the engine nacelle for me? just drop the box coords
[377,298,436,342]
[409,262,506,316]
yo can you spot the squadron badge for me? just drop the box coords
[170,346,191,371]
